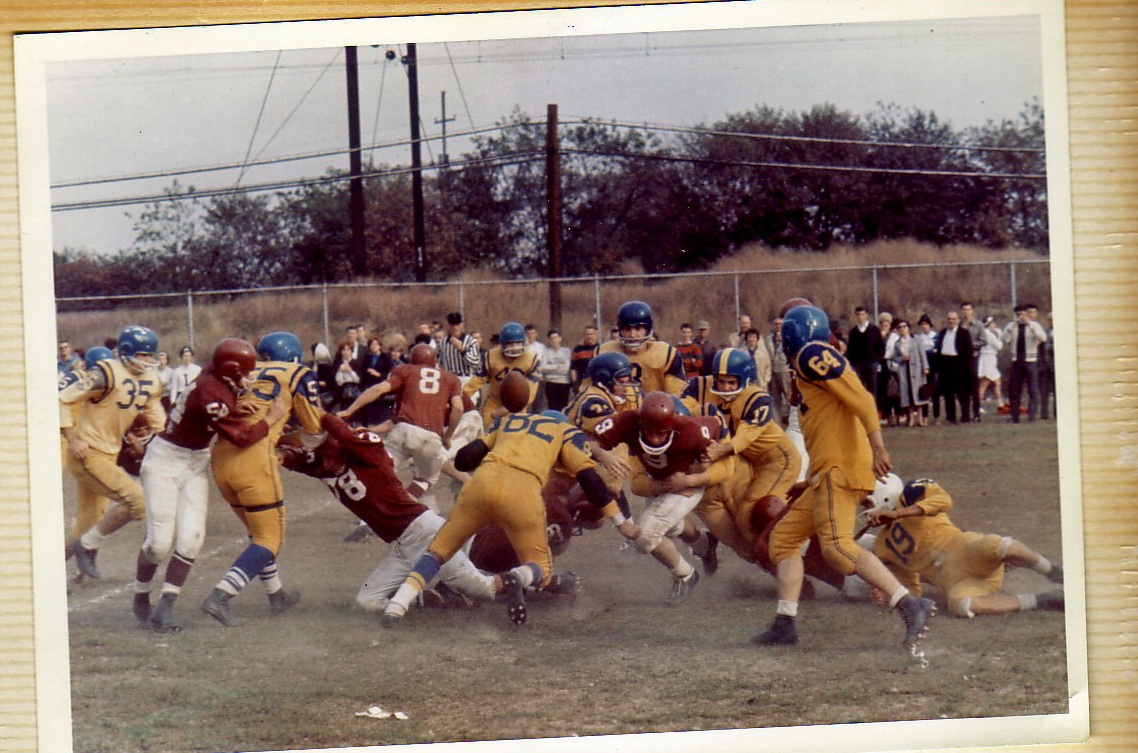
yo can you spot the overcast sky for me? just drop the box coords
[41,8,1046,257]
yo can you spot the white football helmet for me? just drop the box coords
[869,473,904,510]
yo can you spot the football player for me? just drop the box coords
[753,304,936,650]
[133,338,287,632]
[463,321,541,428]
[337,343,464,509]
[59,345,113,558]
[593,391,736,605]
[681,348,802,564]
[865,477,1064,617]
[278,412,497,614]
[203,331,325,627]
[63,326,167,580]
[595,300,687,396]
[383,372,634,627]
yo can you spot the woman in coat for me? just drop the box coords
[889,319,930,428]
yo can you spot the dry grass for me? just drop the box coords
[63,418,1071,752]
[55,240,1050,357]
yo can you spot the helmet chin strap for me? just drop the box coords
[639,431,674,456]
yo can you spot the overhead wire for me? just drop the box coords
[248,48,343,166]
[443,42,476,129]
[235,50,281,188]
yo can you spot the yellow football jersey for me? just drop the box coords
[479,412,596,487]
[58,358,166,456]
[464,347,541,425]
[681,377,790,462]
[213,360,324,459]
[565,382,640,437]
[597,339,686,396]
[872,479,959,591]
[790,341,879,491]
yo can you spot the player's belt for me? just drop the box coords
[235,500,285,513]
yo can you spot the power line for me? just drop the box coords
[235,50,281,188]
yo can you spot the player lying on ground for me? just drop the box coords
[278,412,497,613]
[864,476,1064,617]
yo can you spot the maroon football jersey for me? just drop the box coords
[162,366,269,451]
[385,363,462,437]
[595,411,720,479]
[320,412,428,543]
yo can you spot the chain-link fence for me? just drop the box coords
[55,258,1050,356]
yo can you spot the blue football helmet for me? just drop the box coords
[781,305,830,359]
[587,351,639,405]
[616,300,653,351]
[257,331,303,363]
[117,325,159,375]
[709,347,756,399]
[83,346,114,371]
[499,322,526,358]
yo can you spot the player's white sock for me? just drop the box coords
[78,529,107,550]
[776,600,799,618]
[888,586,910,609]
[671,560,694,578]
[1032,556,1053,576]
[1017,593,1038,611]
[386,583,419,617]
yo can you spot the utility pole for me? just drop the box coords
[405,43,427,282]
[546,103,562,330]
[434,91,456,168]
[345,46,366,276]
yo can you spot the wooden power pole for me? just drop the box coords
[345,46,366,276]
[406,43,427,283]
[546,103,562,329]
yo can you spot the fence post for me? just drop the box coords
[1009,261,1018,311]
[459,281,465,320]
[322,282,330,348]
[594,275,602,328]
[186,291,194,351]
[733,272,741,326]
[871,264,879,320]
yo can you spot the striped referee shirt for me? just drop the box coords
[437,332,481,376]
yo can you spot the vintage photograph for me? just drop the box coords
[15,1,1086,751]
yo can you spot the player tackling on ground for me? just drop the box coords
[753,304,936,650]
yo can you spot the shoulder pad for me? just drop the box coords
[795,342,847,381]
[740,391,774,426]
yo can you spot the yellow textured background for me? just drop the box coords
[1,2,1134,752]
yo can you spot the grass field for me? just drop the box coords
[62,415,1072,753]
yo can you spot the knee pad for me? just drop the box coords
[634,530,662,555]
[354,592,389,613]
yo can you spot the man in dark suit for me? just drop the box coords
[846,306,883,394]
[934,311,974,424]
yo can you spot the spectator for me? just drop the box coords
[1039,313,1055,420]
[887,319,929,429]
[168,346,202,408]
[569,325,599,390]
[961,302,984,422]
[608,327,620,343]
[524,323,546,361]
[540,330,573,412]
[58,340,81,377]
[524,323,548,411]
[1001,305,1048,423]
[767,316,791,424]
[675,323,704,380]
[934,310,974,424]
[334,340,363,413]
[728,313,753,349]
[913,314,938,424]
[360,336,394,425]
[437,312,481,384]
[155,351,175,413]
[741,327,772,392]
[976,316,1005,413]
[846,306,882,394]
[877,313,898,426]
[694,320,716,376]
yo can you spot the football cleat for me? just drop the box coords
[545,572,579,596]
[750,614,799,646]
[500,572,528,625]
[132,592,152,627]
[268,588,301,616]
[699,532,720,577]
[380,611,403,628]
[666,569,700,606]
[71,541,101,580]
[343,521,376,543]
[202,588,245,627]
[148,593,183,633]
[1036,589,1065,611]
[1046,563,1064,585]
[896,595,936,648]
